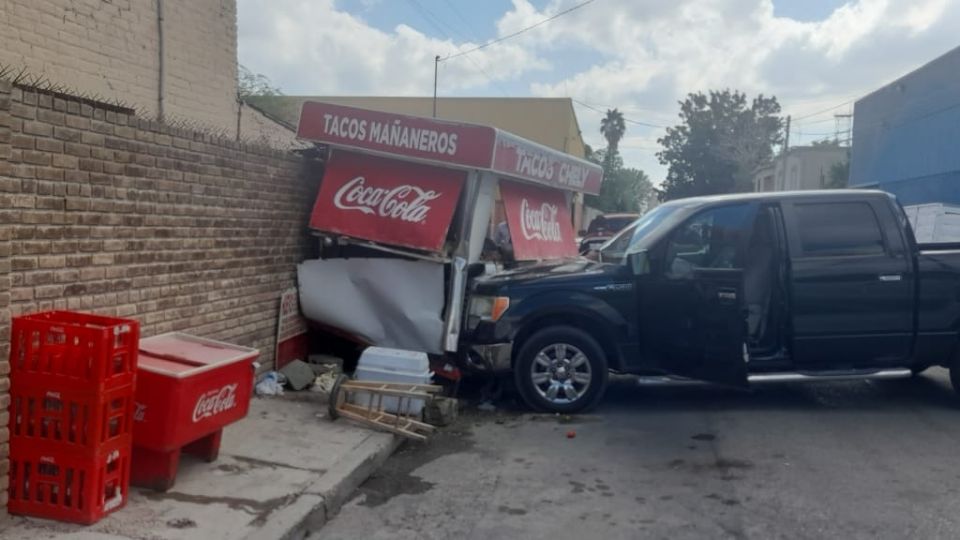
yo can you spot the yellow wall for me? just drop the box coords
[251,96,587,159]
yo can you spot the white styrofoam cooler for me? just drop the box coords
[352,347,433,415]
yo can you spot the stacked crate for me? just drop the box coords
[6,311,139,525]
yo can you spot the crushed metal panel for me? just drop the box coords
[298,258,446,354]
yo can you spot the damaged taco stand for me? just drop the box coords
[295,102,604,365]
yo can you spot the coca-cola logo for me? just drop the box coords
[133,402,147,422]
[519,198,563,242]
[333,176,441,224]
[192,384,238,423]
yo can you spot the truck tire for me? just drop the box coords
[514,326,608,414]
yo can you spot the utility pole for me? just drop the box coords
[433,55,440,118]
[780,115,791,190]
[834,113,853,146]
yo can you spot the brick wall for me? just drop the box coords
[238,102,307,151]
[4,81,318,353]
[0,0,239,132]
[0,79,11,517]
[0,80,320,517]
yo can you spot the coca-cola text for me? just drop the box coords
[519,198,563,242]
[192,384,238,423]
[333,176,441,223]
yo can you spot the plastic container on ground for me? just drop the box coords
[9,311,139,393]
[9,380,135,451]
[130,332,259,492]
[353,347,433,415]
[8,435,132,525]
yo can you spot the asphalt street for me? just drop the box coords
[316,369,960,540]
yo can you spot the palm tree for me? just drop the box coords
[600,108,626,154]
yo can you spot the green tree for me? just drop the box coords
[826,158,850,189]
[657,90,784,200]
[239,65,283,98]
[586,149,653,213]
[600,109,626,156]
[811,138,842,147]
[810,139,849,188]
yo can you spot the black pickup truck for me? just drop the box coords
[461,190,960,413]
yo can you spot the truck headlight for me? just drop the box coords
[469,296,510,322]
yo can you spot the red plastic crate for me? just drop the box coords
[8,436,131,525]
[9,381,135,452]
[10,311,139,392]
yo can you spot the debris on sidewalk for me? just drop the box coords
[309,354,344,374]
[308,355,344,395]
[328,375,442,441]
[255,371,286,396]
[280,359,318,391]
[424,396,459,427]
[477,401,497,413]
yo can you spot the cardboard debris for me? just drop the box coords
[309,354,344,371]
[312,371,341,395]
[280,359,317,391]
[424,396,459,427]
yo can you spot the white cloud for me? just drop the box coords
[237,0,960,181]
[237,0,546,96]
[512,0,960,180]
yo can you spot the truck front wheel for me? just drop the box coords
[514,326,608,413]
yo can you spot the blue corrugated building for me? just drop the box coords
[849,45,960,205]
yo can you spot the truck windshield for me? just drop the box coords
[599,204,685,263]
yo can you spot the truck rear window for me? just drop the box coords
[795,202,885,256]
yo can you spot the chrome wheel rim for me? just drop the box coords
[530,343,592,405]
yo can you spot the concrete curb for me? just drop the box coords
[309,433,403,516]
[241,433,401,540]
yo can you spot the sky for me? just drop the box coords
[237,0,960,183]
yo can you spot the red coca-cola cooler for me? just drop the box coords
[131,332,259,491]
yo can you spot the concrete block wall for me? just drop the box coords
[0,0,240,132]
[0,79,12,517]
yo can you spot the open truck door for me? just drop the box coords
[636,203,758,388]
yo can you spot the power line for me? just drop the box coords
[792,129,849,137]
[440,0,598,61]
[848,98,960,133]
[405,0,510,97]
[793,96,960,139]
[573,99,666,128]
[792,98,856,121]
[440,0,482,41]
[795,115,844,126]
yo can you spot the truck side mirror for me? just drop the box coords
[628,250,651,276]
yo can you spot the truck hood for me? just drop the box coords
[474,258,624,292]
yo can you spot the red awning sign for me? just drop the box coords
[492,131,603,195]
[297,102,604,195]
[501,181,578,260]
[310,151,465,252]
[298,102,495,169]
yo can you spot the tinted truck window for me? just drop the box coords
[795,202,885,256]
[665,204,752,278]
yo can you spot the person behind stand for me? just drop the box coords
[494,220,515,265]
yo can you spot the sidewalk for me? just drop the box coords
[0,395,399,540]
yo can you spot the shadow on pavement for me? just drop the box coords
[596,370,959,414]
